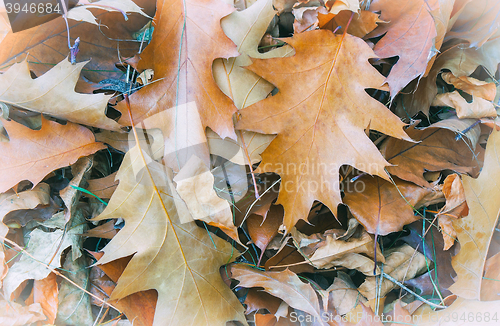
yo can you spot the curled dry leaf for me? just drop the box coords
[0,300,46,326]
[437,173,468,250]
[0,58,119,130]
[323,271,366,315]
[358,244,429,300]
[0,117,105,193]
[67,0,151,25]
[401,37,500,118]
[230,264,322,322]
[173,155,239,241]
[247,205,284,253]
[432,91,497,120]
[343,175,444,236]
[243,288,282,314]
[117,0,239,140]
[237,30,410,232]
[83,220,118,239]
[291,228,384,274]
[441,72,497,101]
[448,129,500,300]
[92,147,246,326]
[3,211,86,299]
[380,121,482,188]
[0,183,50,238]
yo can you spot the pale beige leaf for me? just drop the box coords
[230,264,322,320]
[432,91,497,119]
[213,58,276,110]
[221,0,294,66]
[436,174,468,244]
[438,215,457,251]
[328,0,359,14]
[92,147,246,326]
[0,300,46,326]
[325,271,366,315]
[132,102,210,172]
[215,0,294,111]
[358,244,429,300]
[3,215,85,299]
[291,228,384,273]
[448,129,500,300]
[173,155,238,241]
[0,58,119,130]
[206,128,275,165]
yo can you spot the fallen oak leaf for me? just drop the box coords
[0,58,120,130]
[358,244,429,300]
[448,129,500,300]
[86,172,119,199]
[92,146,246,326]
[291,228,384,274]
[343,175,444,236]
[0,116,105,193]
[380,120,483,188]
[437,173,468,250]
[230,264,323,323]
[432,91,497,120]
[116,0,239,140]
[236,30,411,232]
[0,300,46,326]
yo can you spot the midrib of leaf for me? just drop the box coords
[285,17,354,223]
[124,96,210,322]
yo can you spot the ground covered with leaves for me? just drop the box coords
[0,0,500,325]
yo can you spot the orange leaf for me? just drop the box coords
[0,117,105,193]
[237,30,410,232]
[368,0,437,96]
[117,0,239,140]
